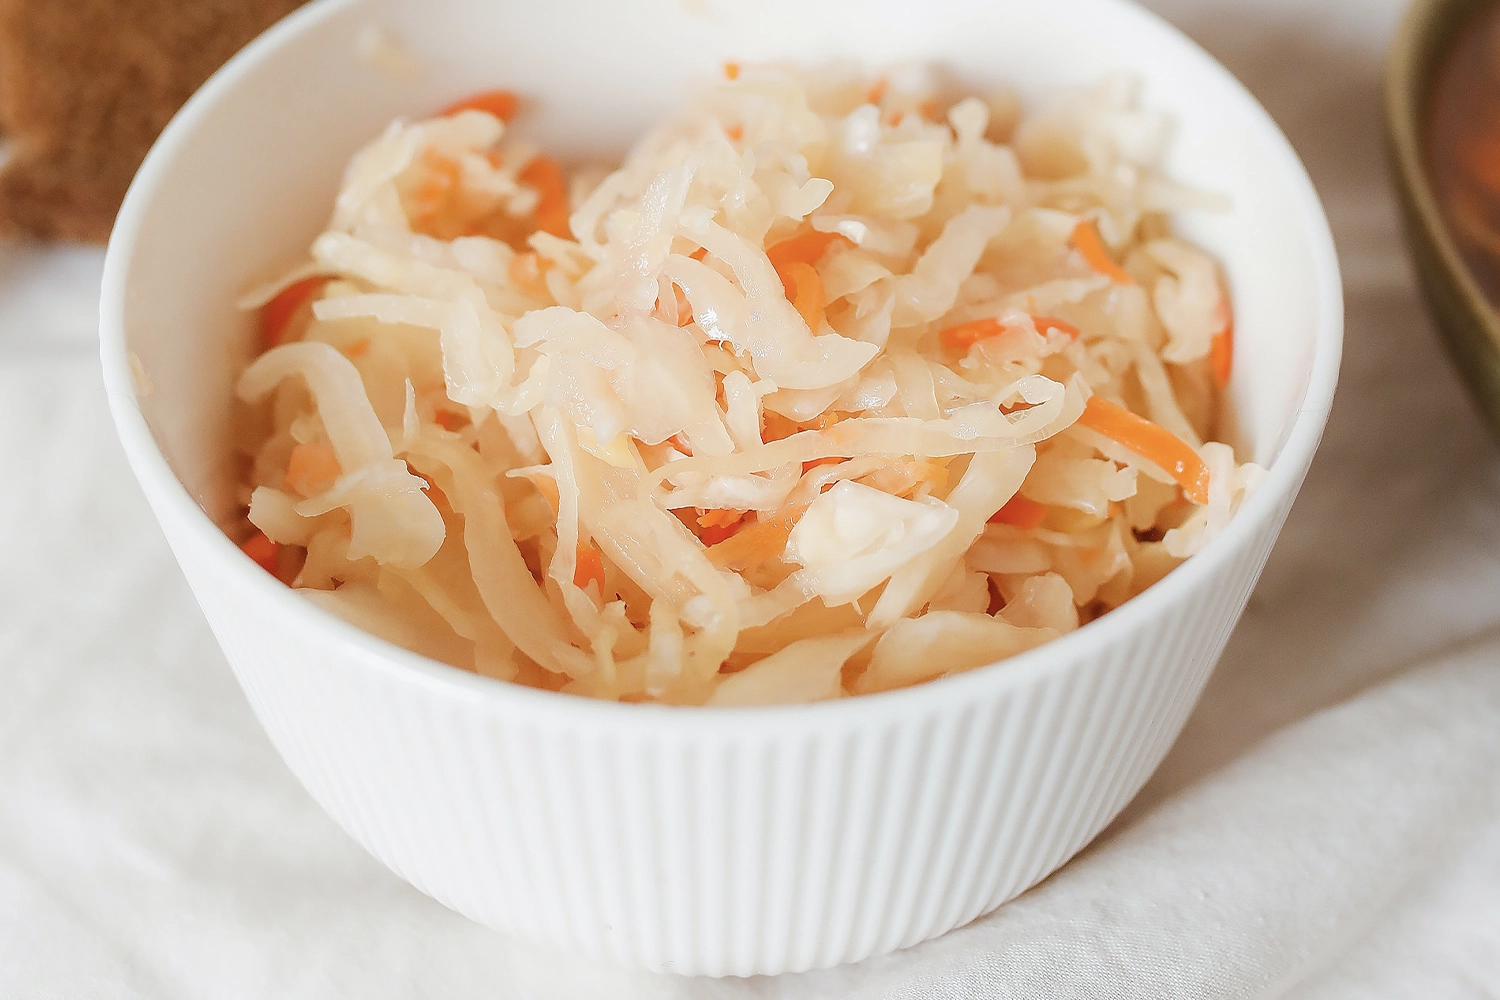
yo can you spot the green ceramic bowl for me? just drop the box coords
[1386,0,1500,438]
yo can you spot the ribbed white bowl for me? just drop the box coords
[99,0,1341,977]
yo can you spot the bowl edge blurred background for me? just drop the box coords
[1385,0,1500,441]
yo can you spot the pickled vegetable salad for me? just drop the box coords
[234,67,1262,705]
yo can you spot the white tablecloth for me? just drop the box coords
[4,0,1500,995]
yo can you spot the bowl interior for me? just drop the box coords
[108,0,1333,535]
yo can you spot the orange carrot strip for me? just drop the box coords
[574,543,607,594]
[1211,308,1234,390]
[698,509,744,529]
[434,409,467,432]
[765,229,849,272]
[989,494,1049,529]
[439,89,520,122]
[704,511,799,572]
[410,150,461,225]
[778,261,826,332]
[725,123,744,142]
[939,317,1005,352]
[518,156,570,238]
[697,522,741,547]
[1031,315,1080,339]
[676,288,695,326]
[260,277,328,352]
[866,78,887,106]
[1077,396,1210,505]
[284,442,342,497]
[1069,219,1134,285]
[240,532,280,574]
[695,509,746,546]
[761,411,801,443]
[723,61,741,80]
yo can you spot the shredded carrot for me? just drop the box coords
[1069,219,1134,285]
[284,442,342,497]
[518,155,569,238]
[690,246,709,261]
[411,150,461,224]
[725,123,744,142]
[694,508,746,546]
[240,532,280,574]
[939,317,1005,352]
[765,229,849,272]
[888,110,905,127]
[698,508,743,530]
[434,409,467,432]
[1077,396,1210,505]
[574,543,607,594]
[698,521,741,547]
[778,261,826,332]
[663,283,694,326]
[344,337,370,358]
[1032,315,1081,339]
[866,78,887,106]
[918,98,941,121]
[723,61,741,80]
[1211,306,1234,390]
[485,149,506,169]
[989,494,1049,529]
[705,511,800,572]
[761,411,801,443]
[260,277,328,352]
[439,89,520,122]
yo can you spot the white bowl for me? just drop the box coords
[99,0,1341,977]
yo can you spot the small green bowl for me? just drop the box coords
[1386,0,1500,439]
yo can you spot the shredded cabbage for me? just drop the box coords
[231,66,1260,705]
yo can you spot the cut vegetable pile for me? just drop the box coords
[233,66,1262,706]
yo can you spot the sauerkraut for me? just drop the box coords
[232,66,1261,705]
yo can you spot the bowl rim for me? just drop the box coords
[98,0,1343,732]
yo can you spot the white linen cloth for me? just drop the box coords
[3,0,1500,994]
